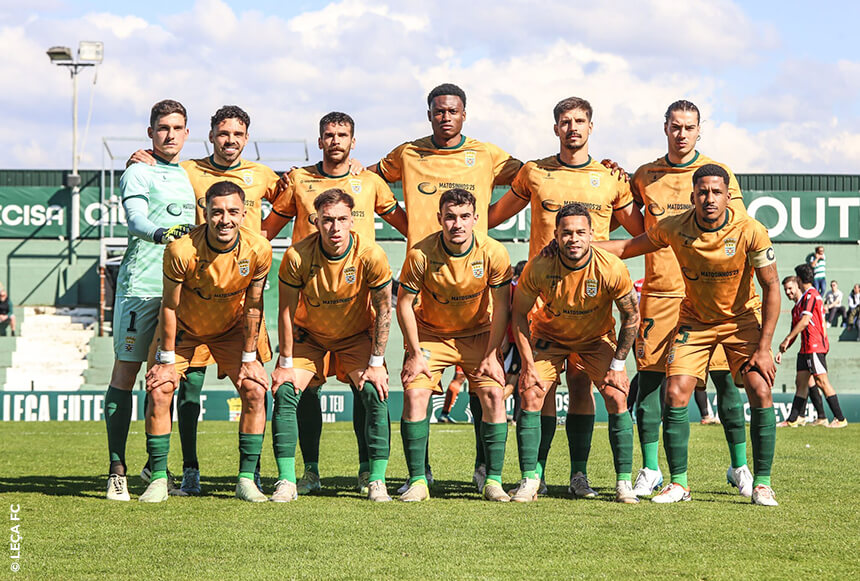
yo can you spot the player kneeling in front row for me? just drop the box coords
[143,181,273,503]
[596,164,781,506]
[512,203,640,503]
[397,188,513,502]
[271,189,394,502]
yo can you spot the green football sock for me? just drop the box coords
[178,367,205,470]
[145,433,171,481]
[238,433,263,479]
[516,410,541,479]
[105,386,132,473]
[304,462,319,475]
[536,415,556,479]
[350,384,369,471]
[470,394,485,468]
[608,412,634,481]
[401,418,429,484]
[482,422,508,485]
[297,387,322,465]
[711,370,747,468]
[360,383,390,482]
[635,371,663,471]
[566,413,594,477]
[663,406,690,487]
[750,407,776,487]
[272,385,300,483]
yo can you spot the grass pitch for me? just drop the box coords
[1,420,858,580]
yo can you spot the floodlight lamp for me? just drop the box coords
[47,46,73,62]
[78,41,104,63]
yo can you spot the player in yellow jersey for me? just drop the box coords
[262,112,407,495]
[270,189,395,502]
[397,189,513,502]
[596,164,781,506]
[628,100,753,498]
[511,203,641,503]
[489,96,644,496]
[142,181,273,503]
[130,105,280,496]
[373,83,521,490]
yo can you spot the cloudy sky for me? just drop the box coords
[3,0,860,173]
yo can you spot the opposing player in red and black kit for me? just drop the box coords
[776,264,847,428]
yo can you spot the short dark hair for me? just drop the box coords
[439,188,475,212]
[319,112,355,137]
[205,181,245,205]
[150,99,187,128]
[815,246,824,253]
[692,163,730,188]
[782,275,798,286]
[553,97,593,122]
[514,260,527,277]
[664,100,701,124]
[314,188,355,212]
[555,202,592,228]
[210,105,250,131]
[795,263,814,284]
[427,83,466,109]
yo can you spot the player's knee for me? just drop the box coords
[603,391,627,414]
[240,381,266,410]
[149,384,175,408]
[520,388,543,411]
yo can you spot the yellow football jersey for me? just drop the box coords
[278,232,392,342]
[270,164,398,244]
[646,207,775,324]
[511,155,634,257]
[399,231,512,337]
[181,157,280,233]
[631,152,744,298]
[164,225,272,338]
[517,246,634,346]
[378,135,521,248]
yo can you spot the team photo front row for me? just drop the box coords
[107,166,783,507]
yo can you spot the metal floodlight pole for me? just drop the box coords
[47,41,103,265]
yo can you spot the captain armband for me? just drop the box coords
[749,246,776,268]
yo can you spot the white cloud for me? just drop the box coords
[84,13,148,39]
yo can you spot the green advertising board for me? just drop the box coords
[3,184,860,242]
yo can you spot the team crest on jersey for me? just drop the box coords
[585,279,598,297]
[242,171,254,185]
[471,261,484,279]
[589,173,600,188]
[348,179,362,194]
[464,151,477,167]
[238,259,250,277]
[724,238,737,257]
[344,266,356,284]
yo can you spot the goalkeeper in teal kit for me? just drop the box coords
[104,99,196,501]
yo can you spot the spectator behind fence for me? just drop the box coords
[823,280,846,327]
[0,283,15,337]
[847,284,860,335]
[806,246,827,296]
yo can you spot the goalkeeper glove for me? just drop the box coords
[154,223,195,244]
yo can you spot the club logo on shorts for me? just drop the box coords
[637,342,645,358]
[348,179,362,194]
[590,173,600,188]
[227,397,242,422]
[238,259,250,277]
[585,278,598,297]
[725,238,737,257]
[471,261,484,279]
[124,336,135,352]
[242,171,254,185]
[344,266,356,284]
[464,151,477,167]
[667,347,675,364]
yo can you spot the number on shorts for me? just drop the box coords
[674,325,692,345]
[127,310,137,332]
[642,318,655,339]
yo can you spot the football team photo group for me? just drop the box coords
[96,81,854,510]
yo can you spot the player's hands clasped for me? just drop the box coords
[145,363,179,393]
[271,365,298,394]
[401,352,432,387]
[358,364,389,400]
